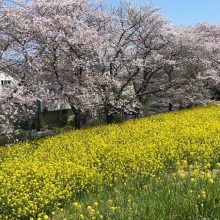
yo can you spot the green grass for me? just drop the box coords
[53,173,220,220]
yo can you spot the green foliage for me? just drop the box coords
[0,135,7,146]
[56,174,220,220]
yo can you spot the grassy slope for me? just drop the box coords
[1,104,220,219]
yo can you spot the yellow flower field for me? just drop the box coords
[1,104,220,219]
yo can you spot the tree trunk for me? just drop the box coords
[35,100,41,131]
[104,105,114,125]
[168,103,173,111]
[168,71,173,112]
[179,102,183,110]
[74,112,81,130]
[71,107,82,130]
[28,119,32,139]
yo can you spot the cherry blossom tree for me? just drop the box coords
[23,0,116,129]
[96,1,173,121]
[1,0,220,138]
[151,23,220,113]
[0,0,39,139]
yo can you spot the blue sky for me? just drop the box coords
[109,0,220,26]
